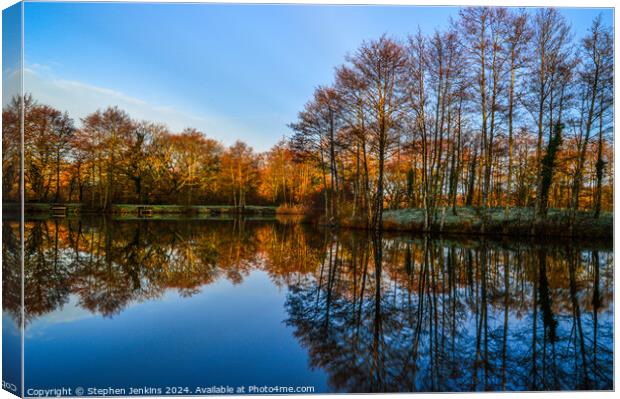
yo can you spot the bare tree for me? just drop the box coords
[347,35,408,230]
[526,9,572,218]
[503,10,531,215]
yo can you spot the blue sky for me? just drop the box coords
[21,2,613,151]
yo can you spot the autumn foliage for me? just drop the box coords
[2,8,613,228]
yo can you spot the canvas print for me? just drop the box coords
[1,1,614,396]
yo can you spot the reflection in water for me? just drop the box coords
[286,232,613,392]
[2,218,613,392]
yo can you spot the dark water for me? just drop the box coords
[2,217,614,394]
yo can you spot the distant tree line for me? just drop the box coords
[2,8,613,228]
[3,96,283,209]
[1,94,332,211]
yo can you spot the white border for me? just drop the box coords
[0,2,617,399]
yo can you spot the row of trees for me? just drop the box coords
[3,96,302,209]
[1,8,613,229]
[289,8,613,229]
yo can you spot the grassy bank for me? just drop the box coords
[275,203,312,215]
[111,204,276,215]
[339,207,613,239]
[5,203,612,239]
[10,203,276,216]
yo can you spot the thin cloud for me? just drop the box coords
[21,64,271,150]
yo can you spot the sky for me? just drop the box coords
[17,2,614,151]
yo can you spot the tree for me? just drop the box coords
[526,9,572,218]
[503,10,531,214]
[122,121,160,204]
[289,87,342,222]
[2,95,31,202]
[49,110,75,202]
[260,140,295,205]
[80,107,135,209]
[586,18,613,218]
[221,141,258,209]
[347,35,408,230]
[335,65,372,221]
[23,101,75,202]
[166,128,223,205]
[460,7,511,229]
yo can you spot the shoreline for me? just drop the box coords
[336,207,613,239]
[3,203,613,239]
[5,203,277,216]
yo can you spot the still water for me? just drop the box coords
[2,217,614,393]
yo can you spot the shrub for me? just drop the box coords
[276,203,310,215]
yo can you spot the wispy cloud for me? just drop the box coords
[21,64,272,149]
[2,67,22,107]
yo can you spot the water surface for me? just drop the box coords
[2,217,614,393]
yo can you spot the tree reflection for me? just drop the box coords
[2,221,22,325]
[2,218,613,391]
[285,233,613,392]
[4,218,284,320]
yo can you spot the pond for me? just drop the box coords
[2,217,614,394]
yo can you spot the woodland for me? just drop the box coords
[2,9,613,234]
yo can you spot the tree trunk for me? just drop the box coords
[594,92,606,218]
